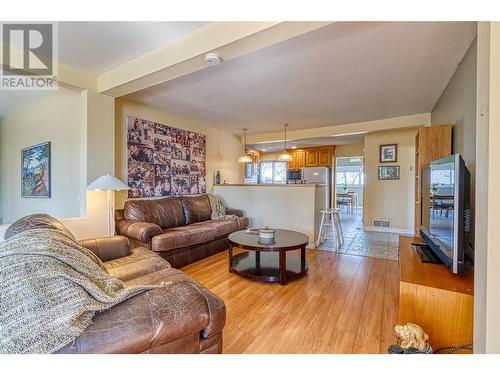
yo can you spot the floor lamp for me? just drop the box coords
[86,174,130,237]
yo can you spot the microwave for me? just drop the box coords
[287,169,302,180]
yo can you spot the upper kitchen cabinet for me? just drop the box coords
[318,147,333,167]
[287,146,335,169]
[305,149,319,167]
[296,151,306,169]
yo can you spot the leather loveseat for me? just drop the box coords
[4,214,226,354]
[115,194,249,268]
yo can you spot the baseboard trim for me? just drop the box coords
[364,226,413,235]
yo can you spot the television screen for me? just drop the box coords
[420,156,456,261]
[420,154,472,273]
[429,158,455,248]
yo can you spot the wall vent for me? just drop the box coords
[372,219,391,228]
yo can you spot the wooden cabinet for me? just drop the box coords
[318,148,332,166]
[399,236,473,351]
[414,125,452,235]
[295,151,305,169]
[288,151,305,170]
[287,146,334,169]
[305,149,318,167]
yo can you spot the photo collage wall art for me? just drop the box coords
[127,116,206,198]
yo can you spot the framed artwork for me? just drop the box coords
[126,116,206,198]
[379,144,398,163]
[21,141,51,198]
[378,165,400,180]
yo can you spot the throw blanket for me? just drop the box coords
[0,228,157,354]
[208,193,240,222]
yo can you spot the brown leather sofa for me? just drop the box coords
[4,214,226,354]
[116,194,249,268]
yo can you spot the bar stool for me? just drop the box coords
[315,208,344,250]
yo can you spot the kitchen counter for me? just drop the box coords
[214,184,328,242]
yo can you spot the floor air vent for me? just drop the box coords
[372,219,391,228]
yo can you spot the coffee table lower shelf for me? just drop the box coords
[229,250,308,285]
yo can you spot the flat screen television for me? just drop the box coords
[420,154,473,273]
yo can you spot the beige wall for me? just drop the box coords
[335,143,364,158]
[432,37,477,242]
[0,83,116,241]
[0,87,84,224]
[114,98,244,208]
[259,151,281,161]
[363,128,417,232]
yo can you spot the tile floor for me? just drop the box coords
[316,208,400,261]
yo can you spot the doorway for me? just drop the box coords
[335,156,364,211]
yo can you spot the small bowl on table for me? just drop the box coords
[258,228,276,245]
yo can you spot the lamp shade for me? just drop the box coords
[238,155,253,163]
[86,174,130,191]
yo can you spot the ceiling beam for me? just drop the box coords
[97,21,332,97]
[245,113,432,144]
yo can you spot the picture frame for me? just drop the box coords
[379,143,398,163]
[126,116,206,198]
[21,141,51,198]
[378,165,400,180]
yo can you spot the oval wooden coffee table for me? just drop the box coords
[228,229,309,285]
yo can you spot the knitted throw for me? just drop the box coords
[0,228,156,354]
[207,193,240,222]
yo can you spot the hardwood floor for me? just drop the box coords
[182,248,400,354]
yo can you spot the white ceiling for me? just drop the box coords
[128,21,477,135]
[0,22,208,116]
[58,22,209,73]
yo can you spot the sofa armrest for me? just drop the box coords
[55,278,217,354]
[225,208,244,217]
[79,236,131,262]
[116,220,162,244]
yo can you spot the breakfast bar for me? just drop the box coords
[213,184,328,243]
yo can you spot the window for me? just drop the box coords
[336,157,364,187]
[259,161,287,184]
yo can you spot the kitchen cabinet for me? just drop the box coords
[295,151,305,169]
[286,146,335,169]
[305,150,318,167]
[318,148,332,166]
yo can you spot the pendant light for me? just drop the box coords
[238,128,252,163]
[278,123,293,161]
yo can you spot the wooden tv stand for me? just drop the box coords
[399,236,474,352]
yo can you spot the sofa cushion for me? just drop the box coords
[151,225,215,252]
[190,220,239,238]
[4,214,75,241]
[236,217,249,230]
[80,236,131,262]
[104,247,170,281]
[181,195,212,225]
[125,268,226,341]
[124,197,185,229]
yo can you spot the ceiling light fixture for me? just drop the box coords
[205,52,221,66]
[238,128,252,163]
[278,123,293,162]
